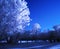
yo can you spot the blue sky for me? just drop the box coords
[25,0,60,31]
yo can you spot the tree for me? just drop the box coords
[0,0,31,43]
[31,23,41,40]
[53,25,60,42]
[32,23,41,33]
[53,24,60,32]
[0,0,31,34]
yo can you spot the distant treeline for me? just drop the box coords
[0,29,60,43]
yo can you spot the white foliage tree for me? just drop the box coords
[53,25,60,32]
[32,23,41,34]
[0,0,31,34]
[33,23,41,31]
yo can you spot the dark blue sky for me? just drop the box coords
[26,0,60,31]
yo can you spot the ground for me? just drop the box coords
[0,41,60,49]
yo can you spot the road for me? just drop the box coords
[0,41,60,49]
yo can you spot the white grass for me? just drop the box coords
[49,45,60,49]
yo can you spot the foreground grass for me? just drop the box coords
[0,41,59,49]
